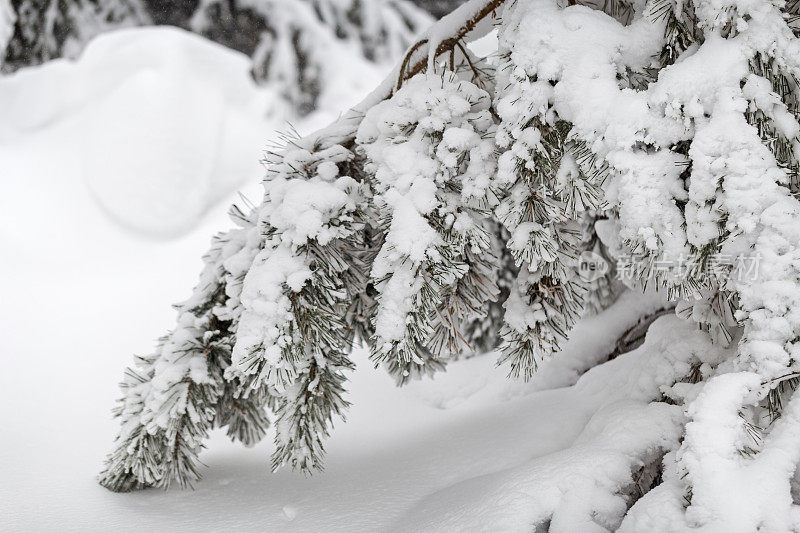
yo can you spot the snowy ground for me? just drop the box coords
[1,27,674,532]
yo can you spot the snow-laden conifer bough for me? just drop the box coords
[101,0,800,529]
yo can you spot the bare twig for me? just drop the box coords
[762,371,800,387]
[395,0,507,91]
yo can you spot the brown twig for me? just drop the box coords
[762,371,800,387]
[395,0,507,92]
[454,40,485,88]
[396,38,429,90]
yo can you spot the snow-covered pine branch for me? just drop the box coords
[356,70,499,382]
[100,208,272,491]
[100,0,509,489]
[101,0,800,528]
[224,142,368,471]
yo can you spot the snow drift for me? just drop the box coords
[0,27,280,237]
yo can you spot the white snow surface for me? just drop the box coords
[0,27,280,237]
[1,23,708,533]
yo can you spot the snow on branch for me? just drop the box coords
[98,3,800,527]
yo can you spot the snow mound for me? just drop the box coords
[0,27,283,237]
